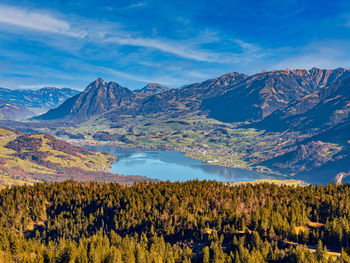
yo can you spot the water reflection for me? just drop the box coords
[88,146,289,182]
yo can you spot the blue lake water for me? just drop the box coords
[89,146,289,182]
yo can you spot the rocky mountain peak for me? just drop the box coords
[37,78,134,120]
[134,83,169,94]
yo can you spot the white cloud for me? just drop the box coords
[0,4,85,37]
[126,2,147,9]
[0,4,240,63]
[104,36,217,62]
[0,3,268,73]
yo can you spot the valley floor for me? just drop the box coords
[32,112,346,184]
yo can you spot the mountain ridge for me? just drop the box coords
[134,83,169,94]
[36,68,350,123]
[0,86,79,114]
[202,68,350,122]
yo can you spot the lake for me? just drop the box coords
[89,146,289,182]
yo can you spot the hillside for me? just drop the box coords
[255,75,350,132]
[0,180,348,262]
[0,102,34,120]
[0,127,150,188]
[251,77,350,182]
[0,87,79,114]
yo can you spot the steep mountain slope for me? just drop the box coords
[202,68,350,123]
[38,78,135,120]
[260,123,350,184]
[255,76,350,132]
[0,87,79,114]
[252,77,350,181]
[0,126,150,188]
[36,68,350,124]
[122,72,249,117]
[134,83,169,94]
[0,102,34,120]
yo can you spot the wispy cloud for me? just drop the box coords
[126,2,147,9]
[0,3,275,89]
[0,4,85,37]
[0,4,266,64]
[104,36,218,62]
[0,4,225,62]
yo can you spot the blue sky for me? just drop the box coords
[0,0,350,90]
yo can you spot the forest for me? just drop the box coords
[0,180,350,262]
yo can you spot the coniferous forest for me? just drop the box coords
[0,180,350,262]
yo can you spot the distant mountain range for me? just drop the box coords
[202,68,350,122]
[0,102,34,120]
[134,83,169,94]
[0,87,79,119]
[11,68,350,182]
[37,68,350,123]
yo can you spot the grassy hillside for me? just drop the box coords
[0,127,150,188]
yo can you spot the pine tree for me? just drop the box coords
[315,240,324,261]
[201,246,210,263]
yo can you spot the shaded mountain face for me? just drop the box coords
[134,72,249,115]
[260,121,350,184]
[256,76,350,132]
[38,78,135,120]
[201,68,350,123]
[36,68,350,125]
[134,83,169,94]
[0,87,79,114]
[252,76,350,181]
[0,102,34,120]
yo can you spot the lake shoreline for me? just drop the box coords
[87,145,298,183]
[80,139,289,177]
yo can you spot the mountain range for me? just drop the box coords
[37,68,350,123]
[8,68,350,183]
[202,68,350,122]
[0,87,79,119]
[0,102,34,120]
